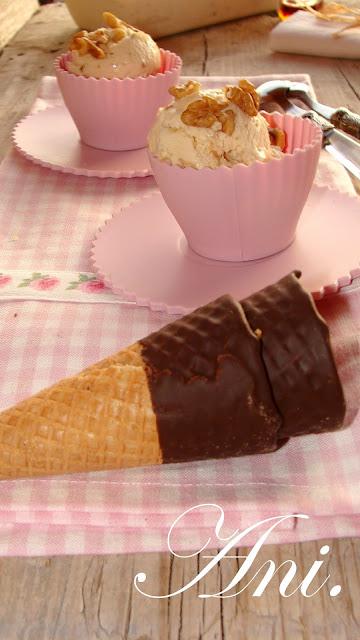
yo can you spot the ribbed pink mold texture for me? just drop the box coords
[55,50,182,151]
[149,112,323,261]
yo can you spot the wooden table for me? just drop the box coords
[0,4,360,639]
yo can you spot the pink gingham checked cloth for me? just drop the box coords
[0,76,359,557]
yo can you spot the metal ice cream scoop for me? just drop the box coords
[267,95,360,181]
[257,80,360,141]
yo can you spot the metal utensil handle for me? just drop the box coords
[326,128,360,179]
[300,110,334,146]
[330,108,360,141]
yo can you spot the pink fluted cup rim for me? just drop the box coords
[148,111,323,172]
[54,48,182,84]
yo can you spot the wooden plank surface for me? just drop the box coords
[0,3,360,639]
[0,0,38,49]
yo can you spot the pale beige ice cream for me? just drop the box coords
[148,80,282,169]
[66,12,161,79]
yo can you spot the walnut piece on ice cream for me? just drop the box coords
[225,82,259,117]
[268,127,287,151]
[181,96,228,128]
[169,81,201,100]
[218,110,236,135]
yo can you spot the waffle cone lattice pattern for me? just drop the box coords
[0,343,162,479]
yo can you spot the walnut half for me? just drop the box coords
[103,11,122,28]
[83,37,106,59]
[225,80,260,117]
[218,109,236,135]
[238,79,260,111]
[69,35,89,55]
[169,81,201,100]
[112,26,127,42]
[181,96,227,128]
[268,127,287,151]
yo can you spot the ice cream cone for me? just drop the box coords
[0,273,346,480]
[0,294,281,479]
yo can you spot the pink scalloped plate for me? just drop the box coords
[91,187,360,314]
[12,107,152,178]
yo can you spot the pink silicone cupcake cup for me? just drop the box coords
[55,50,182,151]
[149,112,322,262]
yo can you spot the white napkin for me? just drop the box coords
[269,10,360,58]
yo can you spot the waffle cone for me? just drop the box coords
[0,274,346,480]
[0,343,162,479]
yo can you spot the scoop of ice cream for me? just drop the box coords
[66,12,161,79]
[148,80,282,169]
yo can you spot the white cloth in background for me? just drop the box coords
[270,10,360,58]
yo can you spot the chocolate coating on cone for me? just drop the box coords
[242,272,346,438]
[140,296,283,463]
